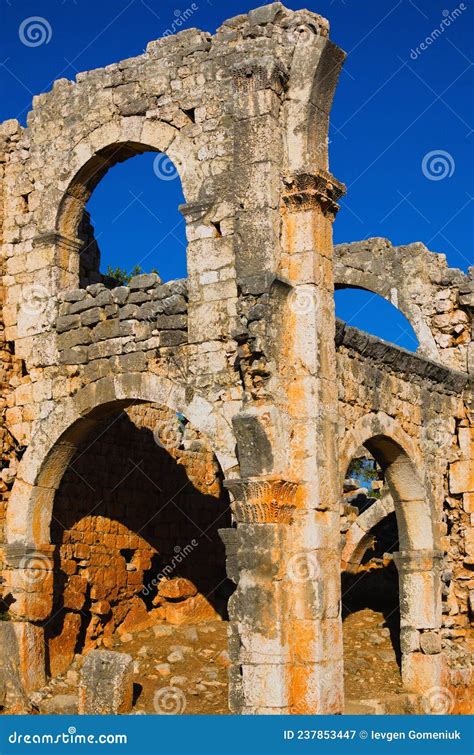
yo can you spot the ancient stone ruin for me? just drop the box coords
[0,3,472,715]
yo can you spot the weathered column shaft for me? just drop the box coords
[279,173,345,713]
[394,549,446,696]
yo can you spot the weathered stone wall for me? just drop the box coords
[336,323,473,701]
[0,121,26,564]
[335,238,474,373]
[56,276,188,370]
[0,3,472,715]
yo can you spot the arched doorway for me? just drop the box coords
[340,449,402,709]
[4,376,238,712]
[46,402,232,677]
[339,414,445,707]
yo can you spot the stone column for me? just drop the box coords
[223,477,299,714]
[278,171,346,714]
[394,549,446,695]
[1,543,55,691]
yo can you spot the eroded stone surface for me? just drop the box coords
[0,2,472,716]
[78,650,134,714]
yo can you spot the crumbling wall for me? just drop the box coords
[336,323,473,700]
[0,2,471,715]
[46,403,230,676]
[0,120,28,568]
[335,238,473,373]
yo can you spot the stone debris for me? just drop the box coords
[78,650,134,715]
[0,1,471,716]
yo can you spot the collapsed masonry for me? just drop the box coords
[0,2,472,714]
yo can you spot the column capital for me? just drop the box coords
[224,476,299,524]
[282,169,346,216]
[32,231,83,252]
[393,548,444,572]
[2,543,55,569]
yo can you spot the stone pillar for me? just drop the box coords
[1,543,54,691]
[278,171,346,714]
[223,477,298,714]
[394,549,446,695]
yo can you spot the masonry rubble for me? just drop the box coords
[78,650,134,714]
[0,2,471,715]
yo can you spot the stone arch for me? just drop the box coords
[334,276,437,359]
[22,117,205,298]
[285,32,345,173]
[341,492,395,572]
[57,140,201,242]
[4,373,238,691]
[339,411,434,551]
[40,117,204,239]
[339,412,445,696]
[7,373,237,547]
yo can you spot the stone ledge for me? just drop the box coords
[335,320,471,393]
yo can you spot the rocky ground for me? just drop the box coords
[343,608,403,699]
[342,608,411,713]
[16,608,408,715]
[30,621,230,715]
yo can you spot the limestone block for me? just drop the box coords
[12,622,46,692]
[396,499,436,550]
[463,492,474,513]
[289,618,342,664]
[59,346,88,364]
[241,663,287,708]
[92,319,120,342]
[400,627,420,654]
[289,660,344,715]
[419,630,442,655]
[128,272,160,290]
[78,650,134,714]
[399,571,442,629]
[401,652,446,696]
[449,460,474,494]
[164,594,221,624]
[81,307,105,327]
[56,314,81,333]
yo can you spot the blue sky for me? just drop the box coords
[1,0,472,350]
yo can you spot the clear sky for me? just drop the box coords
[1,0,472,351]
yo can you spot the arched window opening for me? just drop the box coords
[341,448,402,710]
[43,402,232,713]
[62,147,187,289]
[335,288,419,353]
